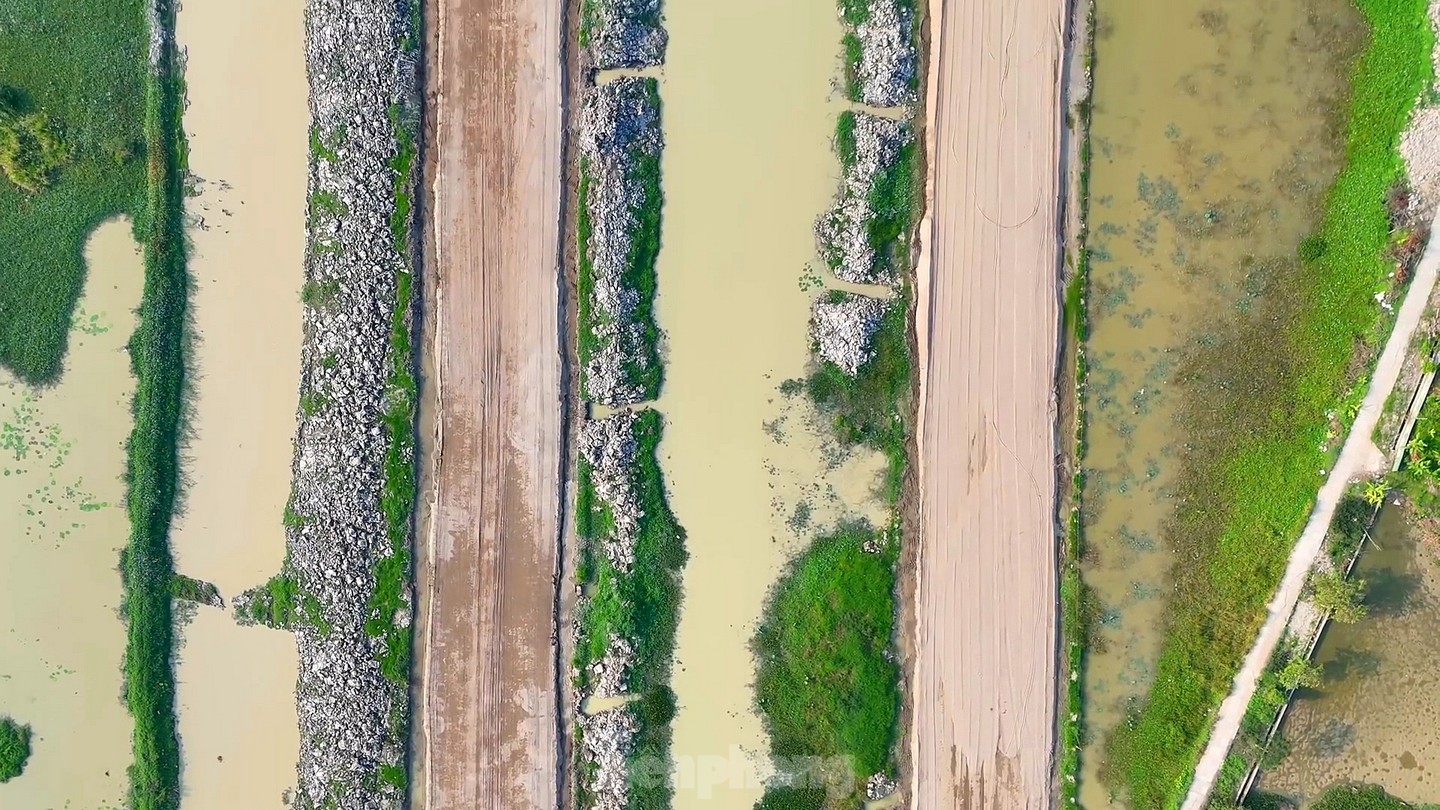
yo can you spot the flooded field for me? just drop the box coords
[1260,505,1440,805]
[0,219,142,808]
[1079,0,1362,803]
[171,0,307,805]
[655,1,888,807]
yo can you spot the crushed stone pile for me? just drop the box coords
[847,0,917,107]
[586,0,666,70]
[580,76,664,405]
[579,410,644,570]
[812,292,889,374]
[816,112,911,285]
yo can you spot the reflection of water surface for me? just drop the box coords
[1079,0,1361,804]
[1262,505,1440,805]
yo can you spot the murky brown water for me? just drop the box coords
[171,0,307,805]
[1079,1,1361,804]
[0,219,142,808]
[655,1,889,807]
[1260,505,1440,805]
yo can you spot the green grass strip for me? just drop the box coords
[753,524,899,805]
[1106,1,1435,806]
[1060,1,1096,805]
[121,0,189,805]
[364,106,419,689]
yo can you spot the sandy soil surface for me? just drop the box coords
[910,0,1065,806]
[1181,209,1440,810]
[413,0,564,805]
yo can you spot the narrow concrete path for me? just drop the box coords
[1182,209,1440,810]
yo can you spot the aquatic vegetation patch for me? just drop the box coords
[1311,784,1440,810]
[0,1,149,384]
[572,408,686,810]
[1105,0,1435,806]
[752,523,900,808]
[578,76,665,406]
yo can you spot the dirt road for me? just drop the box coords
[910,0,1065,806]
[1180,209,1440,810]
[414,0,564,805]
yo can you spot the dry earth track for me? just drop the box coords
[414,0,565,805]
[911,0,1065,807]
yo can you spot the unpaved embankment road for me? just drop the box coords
[911,0,1065,806]
[1181,209,1440,810]
[415,0,563,805]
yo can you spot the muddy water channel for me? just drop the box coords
[1080,1,1361,803]
[171,0,307,805]
[655,1,888,807]
[1260,505,1440,804]
[0,220,141,808]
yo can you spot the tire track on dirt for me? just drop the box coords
[415,0,564,805]
[912,0,1065,806]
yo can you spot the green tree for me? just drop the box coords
[1313,571,1368,624]
[0,716,31,782]
[1276,655,1324,690]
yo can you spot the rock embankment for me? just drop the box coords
[585,0,666,70]
[282,1,419,807]
[574,410,646,810]
[843,0,917,107]
[816,112,912,285]
[580,76,664,405]
[812,291,888,374]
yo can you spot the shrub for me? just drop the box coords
[1276,655,1323,690]
[0,111,70,192]
[0,717,31,782]
[1312,571,1368,623]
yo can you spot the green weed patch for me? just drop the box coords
[1105,1,1435,805]
[753,523,899,806]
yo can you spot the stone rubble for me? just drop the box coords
[866,772,899,801]
[586,0,667,70]
[847,0,917,108]
[579,409,644,570]
[282,1,418,807]
[589,634,637,698]
[812,292,888,374]
[816,112,911,285]
[574,412,653,806]
[580,707,640,810]
[581,76,664,405]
